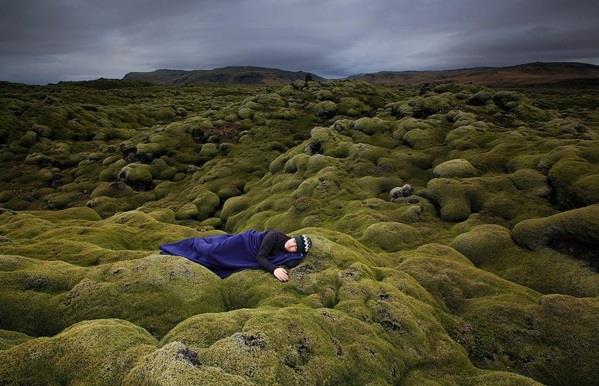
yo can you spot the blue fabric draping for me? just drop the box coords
[159,229,304,278]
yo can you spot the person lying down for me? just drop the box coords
[159,229,312,282]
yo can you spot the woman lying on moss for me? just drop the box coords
[159,229,312,282]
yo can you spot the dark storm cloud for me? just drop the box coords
[1,0,598,84]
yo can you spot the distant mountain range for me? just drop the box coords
[123,62,599,87]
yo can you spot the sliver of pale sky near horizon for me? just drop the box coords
[1,0,598,85]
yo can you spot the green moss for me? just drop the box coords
[24,207,101,222]
[19,130,37,146]
[451,224,599,297]
[160,305,406,385]
[1,80,598,385]
[513,102,553,122]
[0,329,33,350]
[175,203,199,220]
[85,196,128,217]
[424,178,472,221]
[433,159,478,178]
[220,195,251,222]
[312,100,337,118]
[451,225,513,265]
[147,208,176,223]
[402,127,443,149]
[423,172,556,224]
[1,251,224,338]
[352,117,388,135]
[467,91,493,106]
[445,124,491,150]
[507,169,550,197]
[512,204,599,251]
[237,107,254,120]
[149,158,177,180]
[91,181,135,198]
[492,91,520,110]
[118,163,154,188]
[191,189,221,220]
[360,221,422,252]
[548,157,599,208]
[0,319,157,385]
[407,94,455,118]
[135,142,167,160]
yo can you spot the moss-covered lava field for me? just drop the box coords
[0,78,598,385]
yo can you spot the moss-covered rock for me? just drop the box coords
[433,159,478,178]
[360,221,422,251]
[492,91,520,110]
[312,100,337,118]
[352,117,388,135]
[189,189,220,220]
[90,181,135,199]
[118,163,154,190]
[147,208,176,223]
[399,244,599,385]
[451,224,599,297]
[423,178,473,221]
[19,130,38,147]
[423,172,556,224]
[123,340,252,385]
[548,157,599,208]
[467,91,493,106]
[0,252,224,338]
[402,127,443,149]
[0,319,157,385]
[512,204,599,252]
[175,202,199,220]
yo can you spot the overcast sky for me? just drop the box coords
[1,0,598,84]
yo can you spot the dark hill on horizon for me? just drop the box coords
[123,66,323,85]
[348,62,599,87]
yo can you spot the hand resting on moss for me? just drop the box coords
[273,267,289,282]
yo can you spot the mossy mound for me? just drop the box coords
[451,224,599,297]
[360,221,422,251]
[423,172,556,223]
[548,157,599,208]
[433,158,478,178]
[124,340,252,385]
[0,329,33,350]
[398,244,599,385]
[0,319,157,386]
[0,253,224,337]
[512,204,599,259]
[118,163,154,190]
[0,209,202,264]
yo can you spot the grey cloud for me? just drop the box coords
[1,0,598,84]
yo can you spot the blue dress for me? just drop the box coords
[159,229,304,278]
